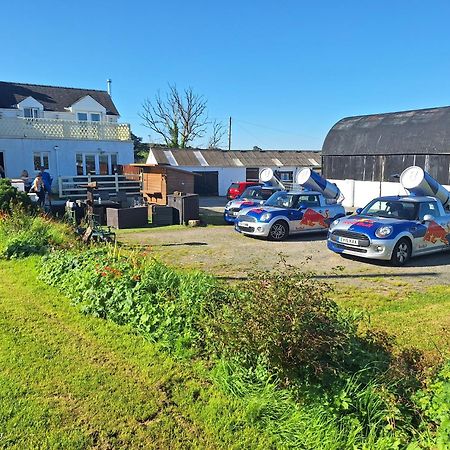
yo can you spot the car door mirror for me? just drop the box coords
[422,214,435,223]
[356,208,362,214]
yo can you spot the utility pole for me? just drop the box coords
[228,116,232,151]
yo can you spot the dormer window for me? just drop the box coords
[24,108,39,118]
[77,112,88,121]
[90,113,101,122]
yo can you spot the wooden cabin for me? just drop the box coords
[123,164,196,205]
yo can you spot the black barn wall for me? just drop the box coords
[323,154,450,185]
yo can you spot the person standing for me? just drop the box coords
[20,169,32,192]
[39,166,53,206]
[31,174,46,207]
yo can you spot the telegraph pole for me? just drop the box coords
[228,116,232,151]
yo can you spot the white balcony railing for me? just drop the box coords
[0,117,131,141]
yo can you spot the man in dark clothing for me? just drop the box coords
[39,166,53,205]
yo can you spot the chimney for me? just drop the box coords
[107,79,112,96]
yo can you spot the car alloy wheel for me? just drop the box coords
[269,221,288,241]
[391,238,411,266]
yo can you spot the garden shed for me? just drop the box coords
[322,106,450,185]
[123,164,196,205]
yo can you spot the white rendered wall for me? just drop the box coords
[0,137,133,182]
[329,179,450,208]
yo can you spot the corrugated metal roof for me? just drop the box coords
[323,106,450,156]
[148,147,321,168]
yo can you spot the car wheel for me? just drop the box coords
[268,221,288,241]
[391,238,411,266]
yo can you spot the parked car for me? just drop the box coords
[235,190,346,240]
[327,195,450,265]
[226,181,261,200]
[224,185,282,223]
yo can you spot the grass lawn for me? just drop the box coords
[0,258,272,450]
[335,285,450,356]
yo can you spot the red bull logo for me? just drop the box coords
[423,221,449,245]
[299,208,329,228]
[343,218,375,227]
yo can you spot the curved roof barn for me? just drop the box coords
[323,106,450,156]
[322,106,450,184]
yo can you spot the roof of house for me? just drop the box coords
[147,147,321,168]
[323,106,450,156]
[0,81,119,115]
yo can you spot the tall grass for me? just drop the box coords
[0,208,76,258]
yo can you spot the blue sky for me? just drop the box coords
[2,0,450,149]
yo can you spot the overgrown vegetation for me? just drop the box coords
[0,178,33,213]
[0,208,76,259]
[39,247,449,448]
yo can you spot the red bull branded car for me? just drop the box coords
[235,168,346,240]
[327,166,450,266]
[224,185,282,224]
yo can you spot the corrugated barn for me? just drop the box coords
[322,106,450,185]
[146,147,321,196]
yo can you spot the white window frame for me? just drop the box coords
[33,152,50,171]
[24,108,40,119]
[77,112,88,121]
[75,153,118,175]
[90,113,101,122]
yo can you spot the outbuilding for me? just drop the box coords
[322,106,450,185]
[123,164,196,205]
[146,147,321,196]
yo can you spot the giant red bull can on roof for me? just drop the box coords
[400,166,450,209]
[296,168,342,202]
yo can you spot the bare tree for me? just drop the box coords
[208,120,227,149]
[140,85,208,148]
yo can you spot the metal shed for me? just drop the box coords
[322,106,450,184]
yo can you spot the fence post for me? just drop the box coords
[115,172,119,192]
[58,177,63,198]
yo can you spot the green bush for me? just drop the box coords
[0,207,77,258]
[40,248,227,354]
[0,178,33,213]
[413,362,450,448]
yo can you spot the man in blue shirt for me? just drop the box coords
[39,166,53,206]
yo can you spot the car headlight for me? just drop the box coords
[260,212,271,221]
[375,225,393,238]
[329,218,340,230]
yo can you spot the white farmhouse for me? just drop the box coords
[0,81,133,190]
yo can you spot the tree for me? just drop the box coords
[140,85,208,148]
[131,133,149,162]
[208,120,227,149]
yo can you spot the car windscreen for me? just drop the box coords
[229,183,239,190]
[361,200,418,220]
[264,192,300,208]
[240,187,264,199]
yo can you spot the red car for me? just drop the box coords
[227,181,261,199]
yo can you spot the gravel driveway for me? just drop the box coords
[118,224,450,289]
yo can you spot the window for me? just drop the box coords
[75,153,118,175]
[85,154,96,174]
[77,112,88,121]
[90,113,101,122]
[76,154,83,176]
[246,168,259,182]
[33,152,49,170]
[277,171,294,182]
[24,108,39,118]
[418,202,441,220]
